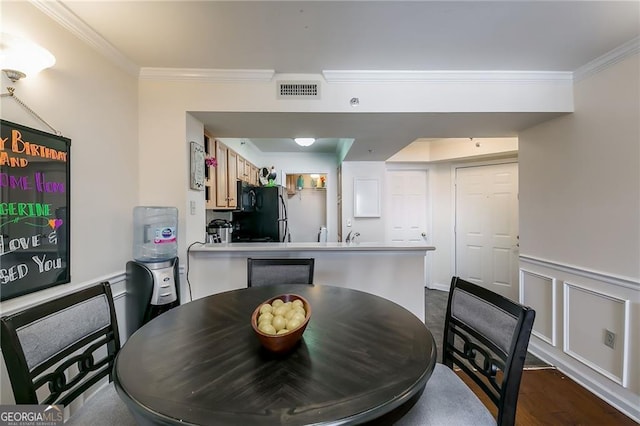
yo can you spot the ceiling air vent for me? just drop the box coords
[277,81,320,99]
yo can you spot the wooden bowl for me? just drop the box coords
[251,294,311,354]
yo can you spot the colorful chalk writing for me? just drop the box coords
[0,120,70,300]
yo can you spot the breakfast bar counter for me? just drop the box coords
[188,242,435,321]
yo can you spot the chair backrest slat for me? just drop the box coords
[247,258,315,287]
[16,294,111,371]
[443,277,535,426]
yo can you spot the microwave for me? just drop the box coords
[236,181,257,212]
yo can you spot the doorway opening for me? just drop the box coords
[284,173,327,242]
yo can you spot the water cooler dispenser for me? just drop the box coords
[126,206,180,337]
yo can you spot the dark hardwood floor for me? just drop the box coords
[458,368,638,425]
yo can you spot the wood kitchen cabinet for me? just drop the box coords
[224,144,238,209]
[250,164,258,185]
[236,156,255,183]
[209,139,237,209]
[205,134,259,210]
[236,156,245,181]
[204,133,216,209]
[243,160,252,182]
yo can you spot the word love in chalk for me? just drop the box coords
[0,233,57,257]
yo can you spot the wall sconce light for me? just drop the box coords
[294,138,316,147]
[1,33,56,82]
[1,33,60,135]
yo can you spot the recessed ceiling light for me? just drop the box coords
[294,138,315,146]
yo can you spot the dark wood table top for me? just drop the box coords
[114,284,436,425]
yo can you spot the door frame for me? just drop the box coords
[450,157,519,288]
[385,163,432,287]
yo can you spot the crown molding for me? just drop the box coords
[30,0,139,77]
[322,70,573,83]
[573,37,640,83]
[139,68,275,82]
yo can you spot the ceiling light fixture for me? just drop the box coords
[294,138,315,147]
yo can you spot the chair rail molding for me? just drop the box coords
[519,255,640,290]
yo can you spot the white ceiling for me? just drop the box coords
[50,1,639,160]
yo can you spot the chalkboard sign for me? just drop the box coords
[1,120,71,301]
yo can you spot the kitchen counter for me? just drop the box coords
[187,242,435,321]
[191,242,435,252]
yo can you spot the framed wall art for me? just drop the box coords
[190,141,205,191]
[0,120,71,301]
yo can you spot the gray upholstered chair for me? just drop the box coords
[0,282,136,425]
[397,276,535,426]
[247,258,315,287]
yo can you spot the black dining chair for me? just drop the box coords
[247,258,315,287]
[397,276,536,426]
[0,282,136,426]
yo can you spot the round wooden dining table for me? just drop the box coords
[114,284,437,425]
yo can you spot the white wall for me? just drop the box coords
[286,188,327,242]
[389,137,518,162]
[263,152,338,241]
[1,2,138,403]
[518,52,639,420]
[137,71,572,259]
[428,163,455,289]
[340,162,387,242]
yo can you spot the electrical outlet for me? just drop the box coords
[604,329,616,349]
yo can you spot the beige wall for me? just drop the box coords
[518,53,639,419]
[0,2,138,311]
[0,2,138,404]
[520,55,639,278]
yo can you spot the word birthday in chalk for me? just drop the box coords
[0,129,68,168]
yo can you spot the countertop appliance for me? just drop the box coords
[207,219,233,243]
[232,185,289,242]
[236,181,257,212]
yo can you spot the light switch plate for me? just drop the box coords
[190,200,196,215]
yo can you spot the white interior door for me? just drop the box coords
[455,162,519,300]
[388,170,429,243]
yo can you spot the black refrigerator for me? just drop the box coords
[232,185,289,242]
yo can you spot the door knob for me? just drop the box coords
[421,232,427,237]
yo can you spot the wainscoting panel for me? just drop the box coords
[564,282,630,387]
[519,255,639,422]
[520,269,556,346]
